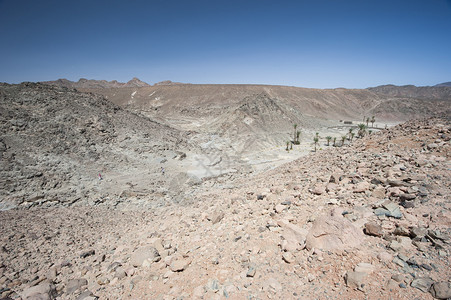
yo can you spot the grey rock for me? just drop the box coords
[392,257,406,267]
[66,278,88,294]
[411,277,434,293]
[374,201,403,219]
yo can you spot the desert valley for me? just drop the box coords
[0,78,450,299]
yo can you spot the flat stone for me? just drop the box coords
[411,277,434,293]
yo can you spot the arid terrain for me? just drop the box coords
[0,79,450,300]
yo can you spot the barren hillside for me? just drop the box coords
[1,117,449,299]
[0,83,193,210]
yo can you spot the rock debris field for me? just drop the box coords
[0,84,450,300]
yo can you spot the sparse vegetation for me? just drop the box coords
[333,137,337,147]
[358,123,367,138]
[286,141,290,152]
[348,128,354,141]
[341,135,347,146]
[313,136,319,152]
[292,124,300,145]
[326,136,332,146]
[371,115,375,127]
[296,130,301,144]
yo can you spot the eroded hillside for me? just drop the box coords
[0,118,450,299]
[0,83,193,209]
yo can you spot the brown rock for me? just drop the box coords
[430,281,451,299]
[306,210,364,251]
[364,222,383,237]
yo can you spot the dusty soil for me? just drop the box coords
[1,117,450,300]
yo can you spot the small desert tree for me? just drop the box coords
[286,141,290,151]
[358,123,367,138]
[295,130,301,145]
[366,117,370,127]
[371,116,375,127]
[333,137,337,147]
[293,124,298,144]
[341,135,347,146]
[325,136,332,146]
[348,128,354,141]
[313,136,319,152]
[351,132,355,142]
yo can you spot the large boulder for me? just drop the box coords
[306,209,364,251]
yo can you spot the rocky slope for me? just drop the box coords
[368,84,451,100]
[0,82,193,210]
[1,117,449,299]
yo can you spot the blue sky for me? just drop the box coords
[0,0,450,88]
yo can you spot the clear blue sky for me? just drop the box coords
[1,0,450,88]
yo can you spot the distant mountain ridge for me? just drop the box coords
[367,84,451,100]
[435,82,451,87]
[42,77,150,89]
